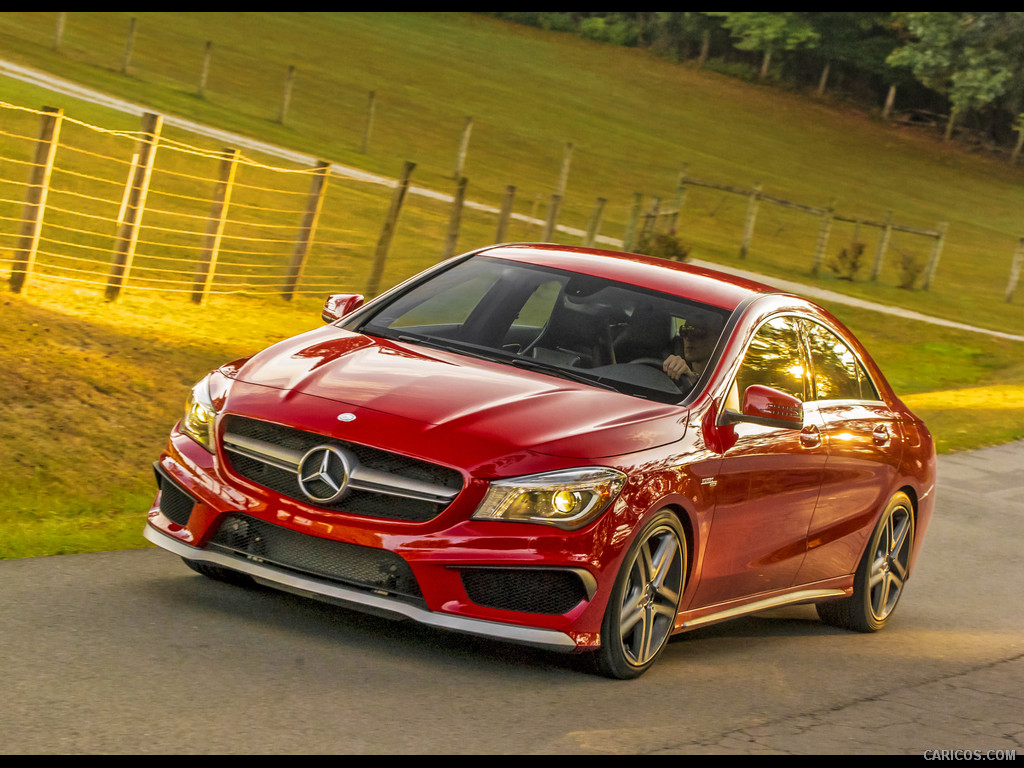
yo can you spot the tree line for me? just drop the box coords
[490,12,1024,154]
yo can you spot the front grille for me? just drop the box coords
[208,513,423,601]
[460,568,590,615]
[221,415,462,523]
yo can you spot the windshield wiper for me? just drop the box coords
[388,331,506,364]
[509,357,619,391]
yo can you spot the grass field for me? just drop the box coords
[1,12,1023,558]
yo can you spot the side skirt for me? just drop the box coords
[677,586,851,632]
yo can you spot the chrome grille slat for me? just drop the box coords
[220,416,462,522]
[223,433,303,472]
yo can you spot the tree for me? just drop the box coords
[800,13,898,95]
[887,12,1024,141]
[708,12,819,79]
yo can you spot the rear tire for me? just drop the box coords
[595,510,686,679]
[817,492,914,632]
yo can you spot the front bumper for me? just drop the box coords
[147,427,621,652]
[143,522,579,652]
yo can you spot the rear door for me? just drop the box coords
[792,319,904,584]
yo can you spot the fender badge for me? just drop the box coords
[337,412,356,422]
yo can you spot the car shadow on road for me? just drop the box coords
[142,567,854,680]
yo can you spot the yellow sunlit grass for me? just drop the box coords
[902,386,1024,454]
[902,385,1024,410]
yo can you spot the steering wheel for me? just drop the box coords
[627,357,667,370]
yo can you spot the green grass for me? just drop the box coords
[1,12,1023,558]
[0,286,324,558]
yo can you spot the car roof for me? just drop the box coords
[477,244,782,311]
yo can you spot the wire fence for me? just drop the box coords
[2,101,1021,309]
[0,102,620,304]
[0,102,389,301]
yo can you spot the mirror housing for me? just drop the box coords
[321,293,364,323]
[719,384,803,430]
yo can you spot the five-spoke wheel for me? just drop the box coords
[597,511,686,679]
[817,491,915,632]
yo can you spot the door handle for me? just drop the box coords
[799,424,821,448]
[873,424,891,446]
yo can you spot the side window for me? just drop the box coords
[385,272,499,329]
[733,316,808,403]
[804,321,878,401]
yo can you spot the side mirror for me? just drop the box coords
[321,293,364,323]
[719,384,803,430]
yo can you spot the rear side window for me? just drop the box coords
[804,321,879,401]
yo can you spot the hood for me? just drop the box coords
[227,326,686,460]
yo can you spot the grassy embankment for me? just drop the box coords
[0,12,1022,558]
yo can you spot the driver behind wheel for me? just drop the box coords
[662,310,724,387]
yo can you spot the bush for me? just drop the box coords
[897,249,926,290]
[827,241,865,281]
[635,231,691,262]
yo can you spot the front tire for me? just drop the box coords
[596,510,686,679]
[817,491,915,632]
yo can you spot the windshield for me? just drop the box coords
[356,256,730,403]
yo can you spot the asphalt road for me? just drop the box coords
[1,442,1022,755]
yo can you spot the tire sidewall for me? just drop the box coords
[596,509,687,679]
[853,491,915,632]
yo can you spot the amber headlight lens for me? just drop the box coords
[180,375,217,451]
[472,468,627,530]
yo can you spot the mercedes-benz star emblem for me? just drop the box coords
[297,445,352,504]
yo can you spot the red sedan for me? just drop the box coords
[145,244,935,679]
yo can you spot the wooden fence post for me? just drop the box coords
[9,106,63,294]
[542,194,561,241]
[191,148,239,304]
[671,167,689,232]
[198,41,212,98]
[453,117,473,179]
[557,142,573,198]
[361,90,376,154]
[644,196,662,236]
[921,222,948,291]
[281,160,330,301]
[495,184,515,243]
[105,112,162,301]
[1006,237,1024,303]
[739,183,761,259]
[278,65,296,124]
[871,210,893,281]
[53,12,66,52]
[365,160,415,298]
[122,17,137,75]
[441,176,468,261]
[623,192,643,251]
[582,197,606,247]
[811,199,836,276]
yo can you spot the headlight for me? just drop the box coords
[472,468,626,530]
[180,375,218,451]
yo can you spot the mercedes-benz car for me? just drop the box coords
[144,243,935,679]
